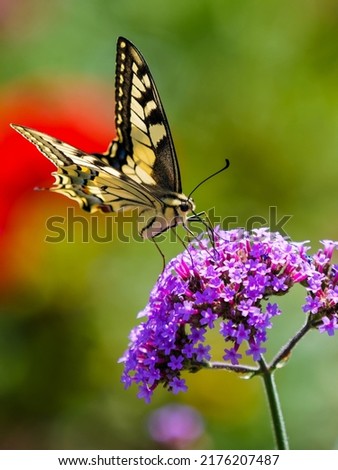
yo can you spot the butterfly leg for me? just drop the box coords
[188,210,216,247]
[174,228,195,269]
[174,228,189,250]
[151,237,166,272]
[182,223,196,242]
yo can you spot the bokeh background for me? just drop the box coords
[1,0,338,450]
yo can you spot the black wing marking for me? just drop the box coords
[105,37,182,193]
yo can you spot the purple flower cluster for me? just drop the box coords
[303,240,338,335]
[120,228,338,402]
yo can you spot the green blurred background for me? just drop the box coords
[1,0,338,450]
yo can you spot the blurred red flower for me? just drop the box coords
[0,77,115,289]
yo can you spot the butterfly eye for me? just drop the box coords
[180,202,190,213]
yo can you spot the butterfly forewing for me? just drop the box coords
[107,37,182,193]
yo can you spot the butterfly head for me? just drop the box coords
[160,192,195,217]
[177,196,195,217]
[162,192,195,227]
[139,192,195,239]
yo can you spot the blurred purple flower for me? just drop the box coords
[120,228,338,402]
[148,404,204,448]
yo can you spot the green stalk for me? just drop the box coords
[259,357,289,450]
[269,317,312,371]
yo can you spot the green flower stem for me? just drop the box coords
[269,317,312,371]
[207,317,315,449]
[209,362,258,374]
[259,356,289,450]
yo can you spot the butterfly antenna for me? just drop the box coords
[188,158,230,200]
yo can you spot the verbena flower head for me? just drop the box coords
[120,228,338,402]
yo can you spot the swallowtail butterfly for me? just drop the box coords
[11,37,195,239]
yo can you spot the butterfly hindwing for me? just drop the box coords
[106,37,182,193]
[11,124,162,218]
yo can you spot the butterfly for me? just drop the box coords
[11,37,195,239]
